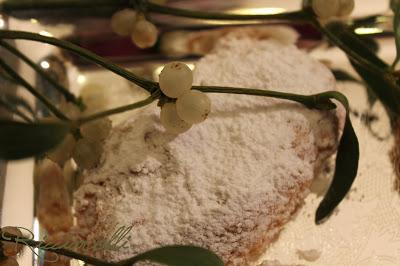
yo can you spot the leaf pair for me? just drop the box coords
[325,22,400,116]
[314,20,400,223]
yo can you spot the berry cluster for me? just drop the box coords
[111,9,158,49]
[36,103,111,235]
[0,227,23,266]
[309,0,355,19]
[46,102,112,170]
[159,62,211,134]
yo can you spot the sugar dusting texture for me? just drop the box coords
[74,37,342,265]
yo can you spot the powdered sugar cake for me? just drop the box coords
[73,37,344,265]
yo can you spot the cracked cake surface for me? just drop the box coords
[73,37,343,266]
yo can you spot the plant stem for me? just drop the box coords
[0,30,158,94]
[78,92,160,125]
[79,85,345,126]
[0,0,308,22]
[309,16,387,76]
[0,70,17,84]
[195,86,323,108]
[0,235,112,266]
[0,99,33,122]
[0,58,68,120]
[0,40,80,106]
[392,55,400,70]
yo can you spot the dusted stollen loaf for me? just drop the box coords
[73,36,343,266]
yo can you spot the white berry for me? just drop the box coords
[131,19,158,49]
[337,0,355,17]
[160,102,192,134]
[47,133,76,165]
[80,83,109,114]
[176,90,211,124]
[159,62,193,98]
[35,159,73,233]
[72,138,103,170]
[59,101,81,120]
[111,9,137,36]
[80,118,112,142]
[312,0,340,19]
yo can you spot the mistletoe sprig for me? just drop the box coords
[5,0,400,265]
[0,231,224,266]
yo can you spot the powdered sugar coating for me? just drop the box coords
[74,37,341,265]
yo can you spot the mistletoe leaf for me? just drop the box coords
[316,115,359,223]
[325,22,387,69]
[314,92,360,224]
[392,0,400,67]
[331,69,360,83]
[122,245,224,266]
[325,22,400,115]
[0,120,70,160]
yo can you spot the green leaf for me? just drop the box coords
[326,34,379,53]
[331,69,360,83]
[350,60,400,115]
[349,60,379,106]
[325,22,388,69]
[314,92,360,224]
[316,115,359,223]
[392,1,400,68]
[312,97,337,110]
[325,22,400,115]
[122,245,224,266]
[0,120,70,160]
[357,35,380,54]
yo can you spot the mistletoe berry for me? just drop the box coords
[160,102,192,134]
[110,9,137,37]
[59,101,81,120]
[337,0,355,17]
[131,19,158,49]
[47,133,76,165]
[80,118,112,142]
[176,90,211,124]
[311,0,340,19]
[159,62,193,98]
[310,0,354,19]
[72,138,103,170]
